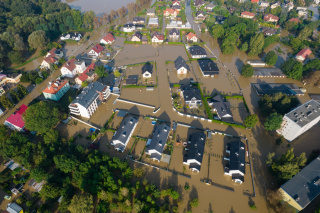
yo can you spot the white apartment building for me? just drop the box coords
[61,58,86,78]
[69,82,110,118]
[277,100,320,141]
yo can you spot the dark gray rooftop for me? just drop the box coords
[133,31,142,40]
[189,46,207,56]
[175,56,189,70]
[183,88,201,101]
[252,83,304,96]
[133,17,145,22]
[211,95,234,123]
[197,59,219,76]
[142,63,153,75]
[285,100,320,127]
[169,28,180,35]
[281,156,320,209]
[253,67,286,77]
[111,115,138,151]
[184,132,206,168]
[146,123,171,161]
[126,75,138,85]
[228,141,245,176]
[310,95,320,102]
[71,81,107,108]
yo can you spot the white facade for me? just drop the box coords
[4,120,24,132]
[191,54,206,59]
[143,71,152,78]
[271,2,281,9]
[88,49,100,56]
[151,36,163,43]
[100,39,113,45]
[61,61,86,78]
[277,100,320,141]
[177,67,187,74]
[123,26,136,32]
[187,36,198,43]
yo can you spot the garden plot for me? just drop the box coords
[227,97,250,125]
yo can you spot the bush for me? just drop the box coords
[241,64,254,77]
[249,204,257,210]
[8,51,24,64]
[265,51,278,66]
[190,198,199,208]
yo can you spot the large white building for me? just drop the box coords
[68,82,110,118]
[277,100,320,141]
[61,58,86,78]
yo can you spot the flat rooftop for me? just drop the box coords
[252,83,304,96]
[253,67,286,77]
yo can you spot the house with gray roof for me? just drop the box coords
[6,202,23,213]
[169,28,180,39]
[181,87,202,108]
[68,81,110,118]
[183,132,206,172]
[280,156,320,211]
[175,56,189,74]
[145,123,171,161]
[111,115,138,152]
[224,141,246,183]
[208,95,234,123]
[252,83,304,96]
[142,63,153,78]
[147,8,155,16]
[277,99,320,141]
[198,59,219,77]
[189,46,207,58]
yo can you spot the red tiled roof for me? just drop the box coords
[241,11,255,17]
[63,58,76,71]
[102,33,115,43]
[172,0,180,4]
[44,56,57,64]
[43,79,69,94]
[163,8,178,15]
[48,48,57,57]
[76,63,96,82]
[92,44,104,54]
[264,14,279,21]
[6,104,28,129]
[186,32,197,40]
[289,18,300,23]
[152,32,164,40]
[251,0,259,3]
[296,48,312,59]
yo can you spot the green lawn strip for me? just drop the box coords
[124,41,142,44]
[167,144,175,168]
[167,42,184,45]
[12,55,42,69]
[172,84,180,88]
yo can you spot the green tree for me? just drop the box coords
[265,51,278,66]
[0,95,14,109]
[281,59,303,80]
[43,129,59,144]
[35,77,43,84]
[133,168,145,178]
[190,198,199,208]
[30,167,46,182]
[40,184,61,199]
[95,65,108,78]
[20,73,30,83]
[114,70,121,77]
[264,112,283,131]
[297,27,313,41]
[241,64,254,77]
[0,125,9,142]
[240,42,248,52]
[8,51,24,64]
[248,33,265,56]
[244,114,258,128]
[211,25,225,39]
[54,154,78,173]
[10,90,20,103]
[81,81,89,88]
[68,194,94,213]
[23,101,60,134]
[17,84,28,97]
[289,37,304,51]
[28,30,48,49]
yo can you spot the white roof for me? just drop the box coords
[6,203,23,213]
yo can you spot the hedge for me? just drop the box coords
[224,95,250,113]
[167,42,184,45]
[173,84,180,88]
[124,41,142,44]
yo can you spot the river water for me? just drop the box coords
[62,0,136,15]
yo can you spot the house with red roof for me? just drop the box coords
[100,33,115,45]
[75,63,97,85]
[4,104,28,132]
[172,0,180,6]
[186,32,198,42]
[296,48,312,61]
[61,58,86,78]
[40,48,64,70]
[264,14,279,22]
[151,32,164,43]
[289,18,300,23]
[251,0,259,3]
[163,8,179,16]
[43,79,70,101]
[89,44,104,57]
[241,11,255,19]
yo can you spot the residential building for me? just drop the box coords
[241,11,255,19]
[0,72,22,84]
[131,31,143,42]
[247,60,266,66]
[280,156,320,211]
[175,56,188,74]
[100,33,115,45]
[169,28,180,39]
[296,48,312,61]
[251,0,259,3]
[208,95,234,123]
[42,79,70,101]
[135,24,145,30]
[277,100,320,141]
[189,46,207,58]
[289,18,300,23]
[123,23,136,32]
[252,83,304,96]
[60,33,82,41]
[75,63,96,85]
[172,5,182,11]
[166,20,191,29]
[196,11,206,20]
[181,87,202,108]
[125,75,139,85]
[252,67,286,77]
[259,1,270,7]
[271,2,281,9]
[197,59,219,77]
[183,132,206,172]
[145,123,171,161]
[216,16,225,24]
[151,32,164,43]
[262,27,276,36]
[172,0,180,6]
[4,104,28,132]
[132,17,145,24]
[205,2,215,10]
[0,87,5,96]
[310,95,320,102]
[68,81,110,118]
[111,115,138,152]
[6,203,23,213]
[224,141,246,184]
[194,0,205,7]
[282,2,294,11]
[298,9,308,17]
[61,58,86,78]
[148,18,159,27]
[40,48,63,69]
[264,14,279,22]
[88,44,104,57]
[147,8,155,16]
[186,32,198,42]
[228,7,237,13]
[0,74,6,86]
[163,8,179,16]
[142,63,153,78]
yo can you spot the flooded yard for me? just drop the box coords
[120,88,160,108]
[167,63,195,84]
[228,98,250,125]
[124,63,157,86]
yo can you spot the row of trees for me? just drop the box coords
[281,58,320,80]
